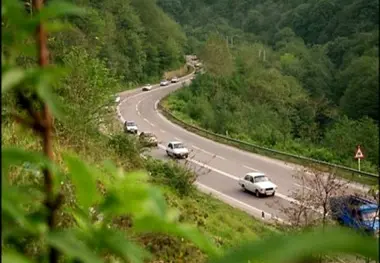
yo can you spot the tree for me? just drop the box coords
[199,34,234,76]
[339,56,379,121]
[272,165,349,231]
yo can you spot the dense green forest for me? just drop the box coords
[2,0,379,262]
[159,0,379,173]
[4,0,190,140]
[2,0,242,262]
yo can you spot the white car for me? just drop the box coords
[160,80,169,86]
[171,76,178,83]
[238,172,277,197]
[142,84,152,91]
[166,141,189,159]
[123,120,138,134]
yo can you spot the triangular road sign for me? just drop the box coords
[354,146,364,159]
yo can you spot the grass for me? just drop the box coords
[2,102,277,262]
[159,96,378,187]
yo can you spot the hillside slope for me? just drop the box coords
[2,1,276,262]
[158,0,379,173]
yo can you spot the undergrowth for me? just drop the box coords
[2,111,276,262]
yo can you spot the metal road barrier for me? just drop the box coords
[157,101,379,179]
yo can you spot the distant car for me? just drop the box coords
[124,120,138,134]
[142,84,152,91]
[171,76,178,83]
[139,132,158,147]
[238,172,277,197]
[166,141,189,159]
[160,80,169,86]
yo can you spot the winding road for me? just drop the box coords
[116,66,369,223]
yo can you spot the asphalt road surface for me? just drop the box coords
[117,71,370,223]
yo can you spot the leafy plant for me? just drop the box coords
[2,1,379,263]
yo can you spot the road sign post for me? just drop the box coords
[354,145,364,171]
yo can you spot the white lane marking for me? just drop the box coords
[194,182,286,223]
[158,143,322,214]
[243,165,259,172]
[155,109,370,193]
[174,137,182,141]
[136,99,143,115]
[160,129,166,133]
[154,100,159,110]
[142,117,155,127]
[158,144,293,204]
[192,145,226,160]
[141,151,285,223]
[155,111,294,169]
[116,72,194,124]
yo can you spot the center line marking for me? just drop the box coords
[192,145,226,160]
[243,165,259,172]
[157,143,323,214]
[160,129,166,133]
[174,137,181,141]
[143,118,149,122]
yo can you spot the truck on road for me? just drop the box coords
[329,195,379,237]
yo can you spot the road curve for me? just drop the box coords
[117,71,367,223]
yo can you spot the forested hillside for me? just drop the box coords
[159,0,379,173]
[2,1,240,262]
[4,0,189,139]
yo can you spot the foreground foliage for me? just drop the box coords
[2,1,378,263]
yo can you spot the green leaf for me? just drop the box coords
[98,229,151,263]
[2,68,25,93]
[2,250,34,263]
[46,230,102,263]
[64,154,100,210]
[145,187,168,218]
[207,226,379,263]
[133,216,219,257]
[2,193,33,231]
[98,167,152,216]
[37,1,87,21]
[71,207,91,232]
[45,21,73,33]
[2,148,63,195]
[36,82,65,120]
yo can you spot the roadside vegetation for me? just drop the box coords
[2,1,378,263]
[160,0,379,175]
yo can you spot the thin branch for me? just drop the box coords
[33,0,60,262]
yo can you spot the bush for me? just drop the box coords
[107,133,144,169]
[307,147,336,162]
[145,158,196,196]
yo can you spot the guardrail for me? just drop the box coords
[157,102,379,179]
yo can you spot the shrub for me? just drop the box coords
[145,158,196,196]
[107,133,144,169]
